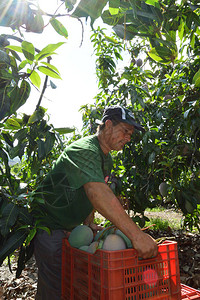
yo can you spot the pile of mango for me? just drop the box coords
[68,225,132,254]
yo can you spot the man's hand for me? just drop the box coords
[88,222,104,232]
[131,231,158,259]
[84,181,158,259]
[83,209,104,232]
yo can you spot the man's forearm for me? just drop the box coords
[84,182,141,240]
[84,181,158,259]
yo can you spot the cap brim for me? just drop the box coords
[122,120,145,132]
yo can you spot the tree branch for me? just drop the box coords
[35,75,48,111]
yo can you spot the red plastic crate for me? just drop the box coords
[62,239,181,300]
[181,284,200,300]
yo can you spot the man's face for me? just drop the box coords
[106,121,134,151]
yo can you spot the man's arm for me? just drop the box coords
[84,181,158,259]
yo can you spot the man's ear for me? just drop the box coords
[105,119,113,129]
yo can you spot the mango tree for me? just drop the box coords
[77,0,200,230]
[0,0,77,275]
[1,0,200,277]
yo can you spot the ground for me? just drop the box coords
[0,210,199,299]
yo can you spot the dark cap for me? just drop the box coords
[101,105,145,132]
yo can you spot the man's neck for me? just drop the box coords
[97,132,110,155]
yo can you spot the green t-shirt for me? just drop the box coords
[34,135,113,230]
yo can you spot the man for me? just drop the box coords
[33,105,158,300]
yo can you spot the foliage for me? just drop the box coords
[0,110,75,275]
[79,0,200,232]
[0,0,78,275]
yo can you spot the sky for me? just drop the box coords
[22,16,99,131]
[1,0,103,131]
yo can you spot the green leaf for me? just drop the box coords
[18,207,33,225]
[178,19,184,41]
[104,35,119,44]
[19,80,31,102]
[9,81,31,114]
[16,245,26,278]
[36,132,56,159]
[9,142,26,159]
[0,92,10,121]
[14,128,28,142]
[148,152,155,164]
[101,10,122,26]
[34,52,56,62]
[193,69,200,87]
[36,226,51,235]
[35,42,65,61]
[65,0,76,11]
[25,228,37,246]
[2,132,13,147]
[194,77,200,87]
[29,70,41,88]
[37,139,45,159]
[37,66,62,79]
[28,107,46,124]
[21,41,35,63]
[109,7,119,15]
[50,18,68,39]
[27,12,44,34]
[40,62,60,74]
[0,203,19,236]
[50,80,57,89]
[72,0,108,22]
[109,0,120,8]
[0,69,17,81]
[5,45,23,53]
[0,230,28,264]
[5,117,21,129]
[148,48,171,64]
[113,24,137,40]
[54,127,75,134]
[0,148,9,174]
[8,49,22,62]
[19,60,28,70]
[145,0,160,8]
[0,50,10,64]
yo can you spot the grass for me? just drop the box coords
[145,217,180,231]
[145,207,166,213]
[145,207,182,230]
[95,207,199,233]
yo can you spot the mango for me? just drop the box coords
[79,245,89,251]
[87,241,99,254]
[159,182,168,197]
[68,225,93,248]
[102,234,126,251]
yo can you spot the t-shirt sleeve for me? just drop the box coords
[62,148,105,189]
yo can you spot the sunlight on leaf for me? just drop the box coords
[54,127,75,134]
[50,18,68,39]
[5,45,23,53]
[29,70,41,88]
[21,41,35,63]
[37,66,62,79]
[35,42,65,61]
